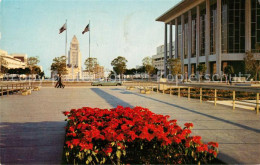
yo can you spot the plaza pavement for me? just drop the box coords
[0,86,259,164]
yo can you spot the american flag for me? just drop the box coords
[82,24,90,34]
[59,23,67,34]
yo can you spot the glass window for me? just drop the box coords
[200,3,206,57]
[210,2,217,54]
[222,0,245,53]
[191,8,197,58]
[184,14,188,59]
[177,17,182,58]
[251,0,260,52]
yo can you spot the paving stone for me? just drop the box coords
[0,87,259,164]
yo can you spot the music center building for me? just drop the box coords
[156,0,260,77]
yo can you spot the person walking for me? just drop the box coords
[56,74,65,88]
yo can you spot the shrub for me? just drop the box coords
[63,106,218,164]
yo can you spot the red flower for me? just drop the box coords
[208,142,219,148]
[71,139,80,146]
[63,111,70,116]
[79,142,93,151]
[63,105,219,163]
[184,123,193,129]
[103,147,113,155]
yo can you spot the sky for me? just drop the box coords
[0,0,179,76]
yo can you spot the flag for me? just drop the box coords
[59,23,67,34]
[82,24,90,34]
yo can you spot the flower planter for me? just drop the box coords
[63,106,218,164]
[126,86,135,90]
[33,86,40,91]
[21,89,31,96]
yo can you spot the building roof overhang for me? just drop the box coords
[156,0,205,24]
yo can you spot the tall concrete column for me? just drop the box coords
[181,15,185,74]
[188,10,192,76]
[164,23,168,78]
[205,0,210,74]
[175,18,178,59]
[245,0,251,51]
[216,0,222,75]
[169,22,173,74]
[196,6,200,78]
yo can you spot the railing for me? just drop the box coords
[0,82,33,97]
[124,81,260,115]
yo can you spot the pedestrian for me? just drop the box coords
[56,74,65,88]
[55,75,59,88]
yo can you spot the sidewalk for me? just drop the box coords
[0,87,259,164]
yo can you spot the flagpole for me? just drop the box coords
[65,19,68,63]
[89,20,90,59]
[89,20,91,80]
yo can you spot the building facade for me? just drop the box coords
[152,42,175,76]
[66,35,82,79]
[82,64,105,80]
[0,49,27,70]
[11,53,28,64]
[157,0,260,77]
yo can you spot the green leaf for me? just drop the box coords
[111,142,115,146]
[122,150,126,156]
[87,156,92,162]
[92,151,97,156]
[185,149,188,155]
[86,160,89,164]
[116,150,122,158]
[102,157,106,164]
[95,156,99,163]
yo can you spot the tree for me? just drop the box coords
[51,56,68,75]
[32,66,41,75]
[27,56,40,67]
[84,57,98,73]
[224,65,234,75]
[125,68,137,75]
[196,64,207,74]
[24,67,31,75]
[39,71,45,79]
[142,57,155,76]
[27,56,40,74]
[167,58,181,75]
[245,51,260,81]
[196,64,207,81]
[111,56,127,78]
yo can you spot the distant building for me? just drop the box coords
[82,64,104,79]
[66,35,82,79]
[10,53,28,64]
[152,42,175,76]
[156,0,260,77]
[94,64,104,79]
[0,49,27,70]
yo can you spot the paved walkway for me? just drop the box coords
[0,87,259,164]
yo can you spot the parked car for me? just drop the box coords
[91,81,122,86]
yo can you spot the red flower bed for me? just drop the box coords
[63,106,218,164]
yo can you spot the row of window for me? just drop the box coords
[251,0,260,52]
[174,0,259,58]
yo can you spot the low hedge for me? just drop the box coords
[63,106,218,164]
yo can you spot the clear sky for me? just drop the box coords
[0,0,179,76]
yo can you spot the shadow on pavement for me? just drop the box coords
[0,121,66,164]
[91,88,133,107]
[114,88,260,134]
